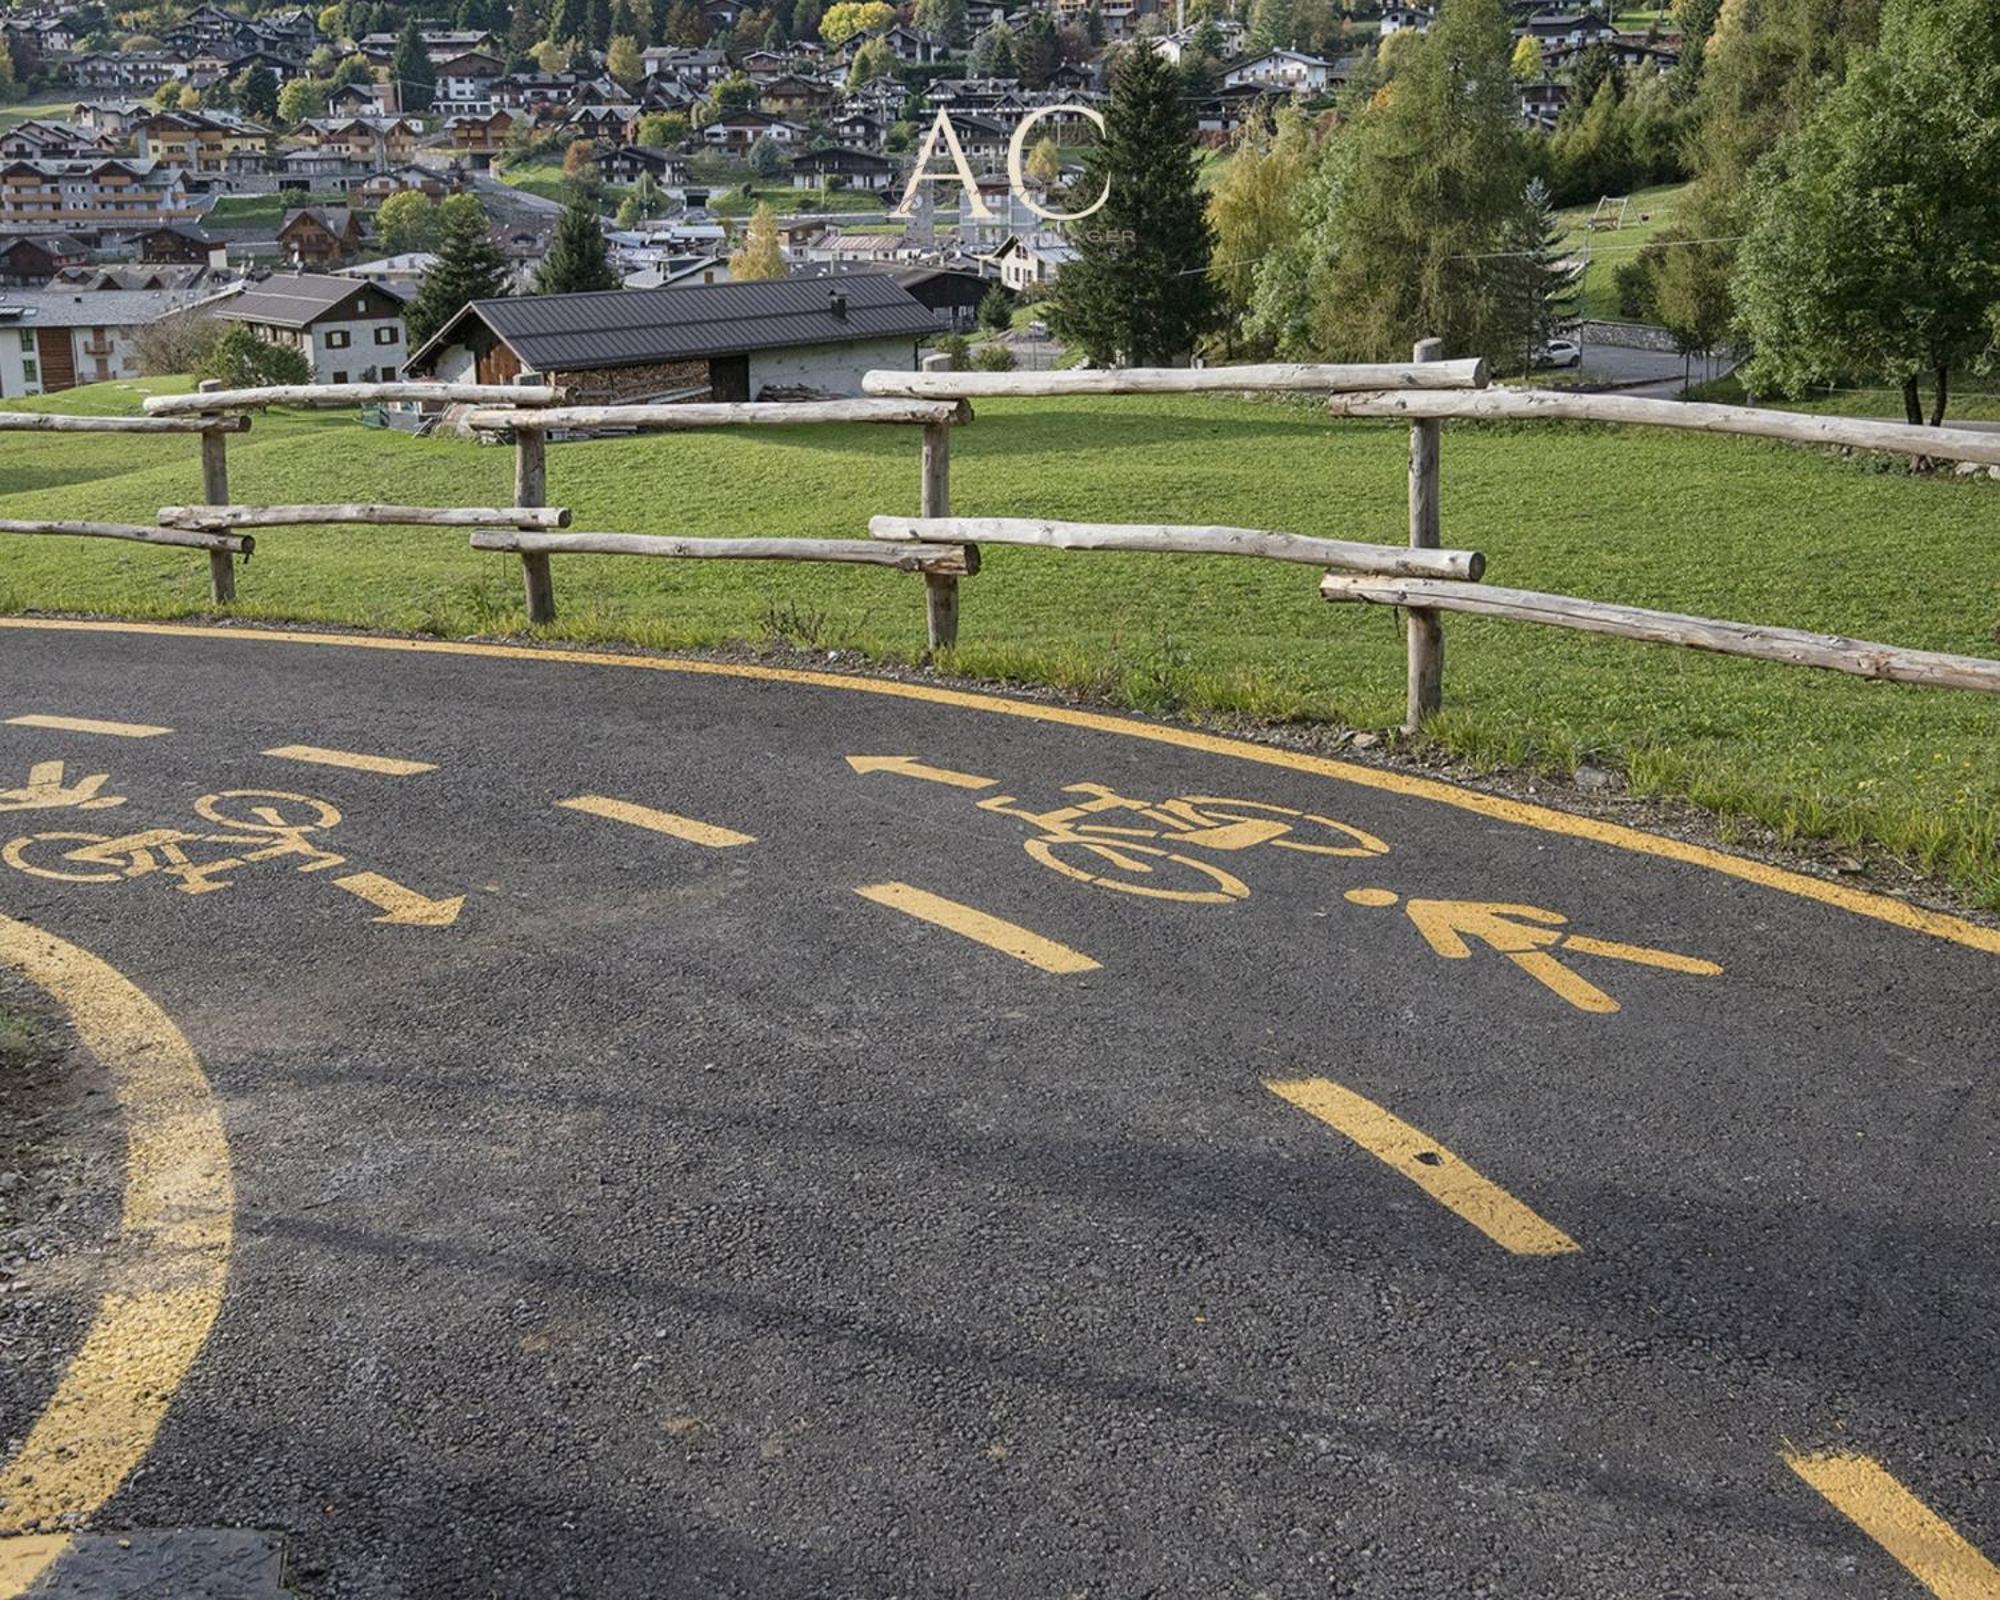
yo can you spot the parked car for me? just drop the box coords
[1535,337,1582,368]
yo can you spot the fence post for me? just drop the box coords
[196,377,234,606]
[513,423,555,625]
[920,420,956,652]
[1405,337,1444,732]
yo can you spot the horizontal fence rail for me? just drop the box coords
[1,517,252,554]
[869,516,1484,581]
[464,398,973,434]
[159,503,571,530]
[144,381,568,415]
[863,360,1489,400]
[0,410,250,435]
[472,529,978,574]
[1323,387,2000,468]
[1321,575,2000,694]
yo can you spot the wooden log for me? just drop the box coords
[1405,337,1445,732]
[0,519,252,554]
[1323,386,2000,468]
[0,410,250,434]
[198,378,234,605]
[513,427,553,624]
[469,530,979,575]
[144,381,567,415]
[861,359,1489,400]
[869,515,1484,581]
[1320,575,2000,694]
[920,419,957,652]
[159,503,572,530]
[463,397,972,433]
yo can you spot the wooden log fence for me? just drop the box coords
[1321,575,2000,695]
[869,516,1484,581]
[143,381,568,415]
[862,360,1490,400]
[471,529,977,575]
[0,410,248,434]
[0,519,252,555]
[460,398,972,434]
[159,504,572,530]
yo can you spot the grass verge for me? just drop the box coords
[2,378,1997,906]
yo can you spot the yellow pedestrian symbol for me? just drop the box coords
[1344,888,1722,1015]
[0,760,127,813]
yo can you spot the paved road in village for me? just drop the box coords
[1,619,1996,1599]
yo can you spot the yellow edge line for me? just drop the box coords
[1266,1076,1580,1256]
[857,880,1100,974]
[2,619,1994,958]
[260,743,437,776]
[557,793,757,848]
[0,914,234,1581]
[1786,1451,2000,1600]
[6,713,172,738]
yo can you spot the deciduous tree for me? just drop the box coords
[728,202,787,278]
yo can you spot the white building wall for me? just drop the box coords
[0,325,39,395]
[747,335,919,397]
[308,311,407,382]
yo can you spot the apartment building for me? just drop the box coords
[0,158,198,227]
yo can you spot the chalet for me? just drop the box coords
[600,145,690,185]
[1519,79,1568,128]
[1378,5,1436,33]
[789,146,898,193]
[131,222,224,265]
[0,234,90,285]
[562,104,636,145]
[739,49,791,77]
[327,80,390,116]
[216,272,407,382]
[1222,49,1341,95]
[0,286,242,395]
[352,165,454,204]
[860,23,950,64]
[0,120,105,160]
[435,50,505,115]
[135,110,272,175]
[71,101,153,138]
[407,273,939,404]
[292,116,425,166]
[701,110,807,149]
[760,74,839,117]
[621,255,731,289]
[641,47,729,87]
[277,206,365,266]
[987,232,1073,292]
[69,51,188,92]
[1519,8,1616,46]
[890,265,990,330]
[444,110,517,156]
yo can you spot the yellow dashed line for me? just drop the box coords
[557,793,757,848]
[1786,1451,2000,1600]
[857,881,1101,974]
[261,743,437,776]
[5,714,171,739]
[1266,1076,1580,1257]
[0,914,233,1591]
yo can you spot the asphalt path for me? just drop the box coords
[1,620,1996,1600]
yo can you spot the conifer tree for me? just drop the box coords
[406,196,510,352]
[391,18,435,112]
[535,191,621,295]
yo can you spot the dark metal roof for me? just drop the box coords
[220,272,375,327]
[448,273,939,373]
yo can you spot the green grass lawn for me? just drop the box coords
[3,378,1997,905]
[203,190,354,230]
[1557,180,1691,323]
[0,95,80,134]
[709,185,887,217]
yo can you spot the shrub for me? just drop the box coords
[194,324,312,388]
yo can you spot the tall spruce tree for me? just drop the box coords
[406,196,510,353]
[535,192,621,294]
[1047,43,1220,365]
[390,18,435,112]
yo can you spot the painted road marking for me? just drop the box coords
[1344,890,1723,1015]
[332,870,465,927]
[6,619,1998,959]
[0,761,127,813]
[6,714,170,739]
[262,743,437,777]
[1786,1451,2000,1600]
[846,754,997,788]
[856,881,1101,975]
[1266,1076,1580,1256]
[557,793,757,848]
[0,913,233,1595]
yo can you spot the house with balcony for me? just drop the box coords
[135,110,272,176]
[0,284,243,395]
[0,158,198,229]
[277,206,365,266]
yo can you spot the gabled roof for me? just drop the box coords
[410,272,939,374]
[218,271,384,327]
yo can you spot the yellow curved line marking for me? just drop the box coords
[0,913,233,1595]
[2,617,1995,957]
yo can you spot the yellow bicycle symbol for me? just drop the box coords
[980,782,1389,904]
[3,790,347,894]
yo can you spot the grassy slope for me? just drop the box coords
[3,378,1997,904]
[203,190,355,230]
[1557,181,1691,323]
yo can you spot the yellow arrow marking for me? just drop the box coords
[1786,1451,2000,1600]
[856,881,1100,974]
[845,754,996,789]
[6,714,171,738]
[332,870,464,926]
[1266,1077,1580,1257]
[261,744,437,777]
[557,794,756,848]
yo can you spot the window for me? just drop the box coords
[324,328,350,348]
[373,325,398,345]
[331,370,347,384]
[16,331,30,352]
[21,359,37,386]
